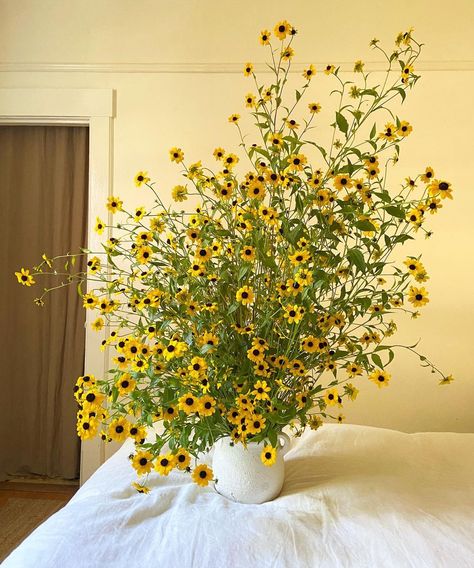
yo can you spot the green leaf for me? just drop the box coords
[369,123,377,140]
[336,111,349,134]
[227,303,239,315]
[347,248,365,271]
[371,353,384,369]
[354,220,377,232]
[384,205,405,219]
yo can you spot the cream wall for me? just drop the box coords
[1,0,473,433]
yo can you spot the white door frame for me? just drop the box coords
[0,88,115,484]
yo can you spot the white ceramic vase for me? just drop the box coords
[212,433,291,504]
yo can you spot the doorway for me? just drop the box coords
[0,125,89,481]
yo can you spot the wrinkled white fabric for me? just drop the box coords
[3,424,474,568]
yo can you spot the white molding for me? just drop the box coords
[0,88,114,485]
[0,61,473,74]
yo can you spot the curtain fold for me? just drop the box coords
[0,125,89,480]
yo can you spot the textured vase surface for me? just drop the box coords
[212,433,290,504]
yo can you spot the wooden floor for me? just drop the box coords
[0,481,78,562]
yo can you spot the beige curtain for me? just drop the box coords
[0,125,89,480]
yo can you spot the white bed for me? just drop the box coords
[3,424,474,567]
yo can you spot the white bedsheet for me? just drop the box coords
[3,424,474,568]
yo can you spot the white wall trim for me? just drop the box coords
[0,88,114,485]
[0,61,473,74]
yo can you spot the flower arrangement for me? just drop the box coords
[16,21,454,493]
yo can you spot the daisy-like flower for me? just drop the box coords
[134,171,150,187]
[283,304,305,324]
[192,464,213,486]
[368,370,391,388]
[15,268,35,286]
[91,317,104,332]
[106,196,123,213]
[421,167,435,183]
[333,174,353,191]
[398,121,412,137]
[228,113,240,124]
[132,482,150,494]
[345,362,363,377]
[213,147,225,160]
[244,93,256,108]
[287,153,307,171]
[267,132,284,150]
[252,380,271,400]
[286,118,299,130]
[132,450,154,476]
[198,395,216,417]
[428,180,453,200]
[379,123,397,141]
[172,185,188,202]
[274,20,292,40]
[439,375,454,385]
[174,448,191,470]
[281,46,295,61]
[354,60,365,72]
[259,29,271,45]
[155,453,176,476]
[240,245,256,262]
[236,285,254,305]
[243,62,253,76]
[408,286,429,307]
[94,217,105,234]
[302,64,316,80]
[324,64,335,75]
[261,445,276,466]
[308,102,322,114]
[289,249,310,265]
[169,147,184,163]
[108,417,130,442]
[178,392,200,414]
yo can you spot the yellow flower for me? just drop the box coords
[289,249,310,266]
[155,453,176,476]
[192,464,213,486]
[240,245,255,262]
[198,395,216,417]
[333,174,353,191]
[94,217,105,234]
[108,417,130,441]
[228,113,240,123]
[274,20,292,40]
[213,147,225,160]
[267,132,284,150]
[76,417,99,440]
[169,147,184,163]
[163,340,188,360]
[283,304,305,324]
[261,445,276,466]
[252,380,270,400]
[243,62,253,76]
[345,362,363,377]
[408,286,429,307]
[309,415,323,430]
[259,29,271,45]
[247,414,266,434]
[236,285,254,305]
[398,121,412,137]
[302,64,316,80]
[308,102,322,114]
[244,93,256,108]
[134,171,150,187]
[15,268,35,286]
[281,46,295,60]
[421,167,435,183]
[116,374,136,395]
[324,64,335,75]
[132,482,150,494]
[174,448,191,470]
[439,375,454,385]
[324,388,340,407]
[178,392,200,414]
[172,185,188,202]
[132,451,154,476]
[136,246,153,264]
[428,180,453,200]
[379,123,397,142]
[106,196,123,213]
[354,60,364,73]
[368,370,391,388]
[91,317,104,331]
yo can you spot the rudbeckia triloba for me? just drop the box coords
[115,374,136,395]
[368,370,391,388]
[301,336,318,353]
[82,292,98,308]
[134,171,150,187]
[155,453,176,476]
[178,392,200,414]
[240,246,256,262]
[296,392,310,409]
[169,147,184,163]
[228,113,240,123]
[281,46,294,61]
[286,118,299,130]
[236,285,254,305]
[192,464,213,487]
[289,249,310,265]
[428,180,453,200]
[213,147,225,160]
[259,29,271,45]
[324,388,339,407]
[283,304,304,324]
[421,167,435,183]
[15,268,35,286]
[408,286,429,307]
[302,64,316,80]
[171,185,188,202]
[174,448,191,470]
[108,417,130,442]
[163,340,188,360]
[324,64,335,75]
[251,380,270,400]
[267,132,284,149]
[274,20,291,40]
[261,445,276,466]
[106,196,123,213]
[132,482,150,494]
[243,62,253,76]
[308,102,321,114]
[333,174,353,191]
[132,451,153,476]
[379,123,397,141]
[244,93,256,108]
[345,363,363,377]
[198,395,216,417]
[248,414,266,434]
[398,121,412,137]
[288,153,307,171]
[94,217,105,234]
